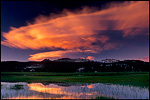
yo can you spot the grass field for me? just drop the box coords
[1,72,149,88]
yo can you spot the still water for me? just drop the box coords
[1,82,149,99]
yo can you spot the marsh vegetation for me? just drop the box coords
[1,82,149,99]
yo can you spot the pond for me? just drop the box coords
[1,82,149,99]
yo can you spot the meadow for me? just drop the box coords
[1,72,149,88]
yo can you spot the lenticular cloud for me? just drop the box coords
[1,1,149,61]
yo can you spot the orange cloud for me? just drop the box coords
[8,96,53,99]
[26,83,91,99]
[28,50,76,61]
[1,1,149,61]
[87,84,95,89]
[87,56,95,60]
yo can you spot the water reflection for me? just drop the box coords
[1,82,149,99]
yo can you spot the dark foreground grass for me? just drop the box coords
[1,72,149,88]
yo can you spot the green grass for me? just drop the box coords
[1,72,148,76]
[1,72,149,88]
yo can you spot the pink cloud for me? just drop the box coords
[133,56,149,62]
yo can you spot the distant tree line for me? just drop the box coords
[1,60,149,72]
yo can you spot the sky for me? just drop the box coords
[1,1,149,62]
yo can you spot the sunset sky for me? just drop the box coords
[1,1,149,62]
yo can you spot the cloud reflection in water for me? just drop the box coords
[1,82,149,99]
